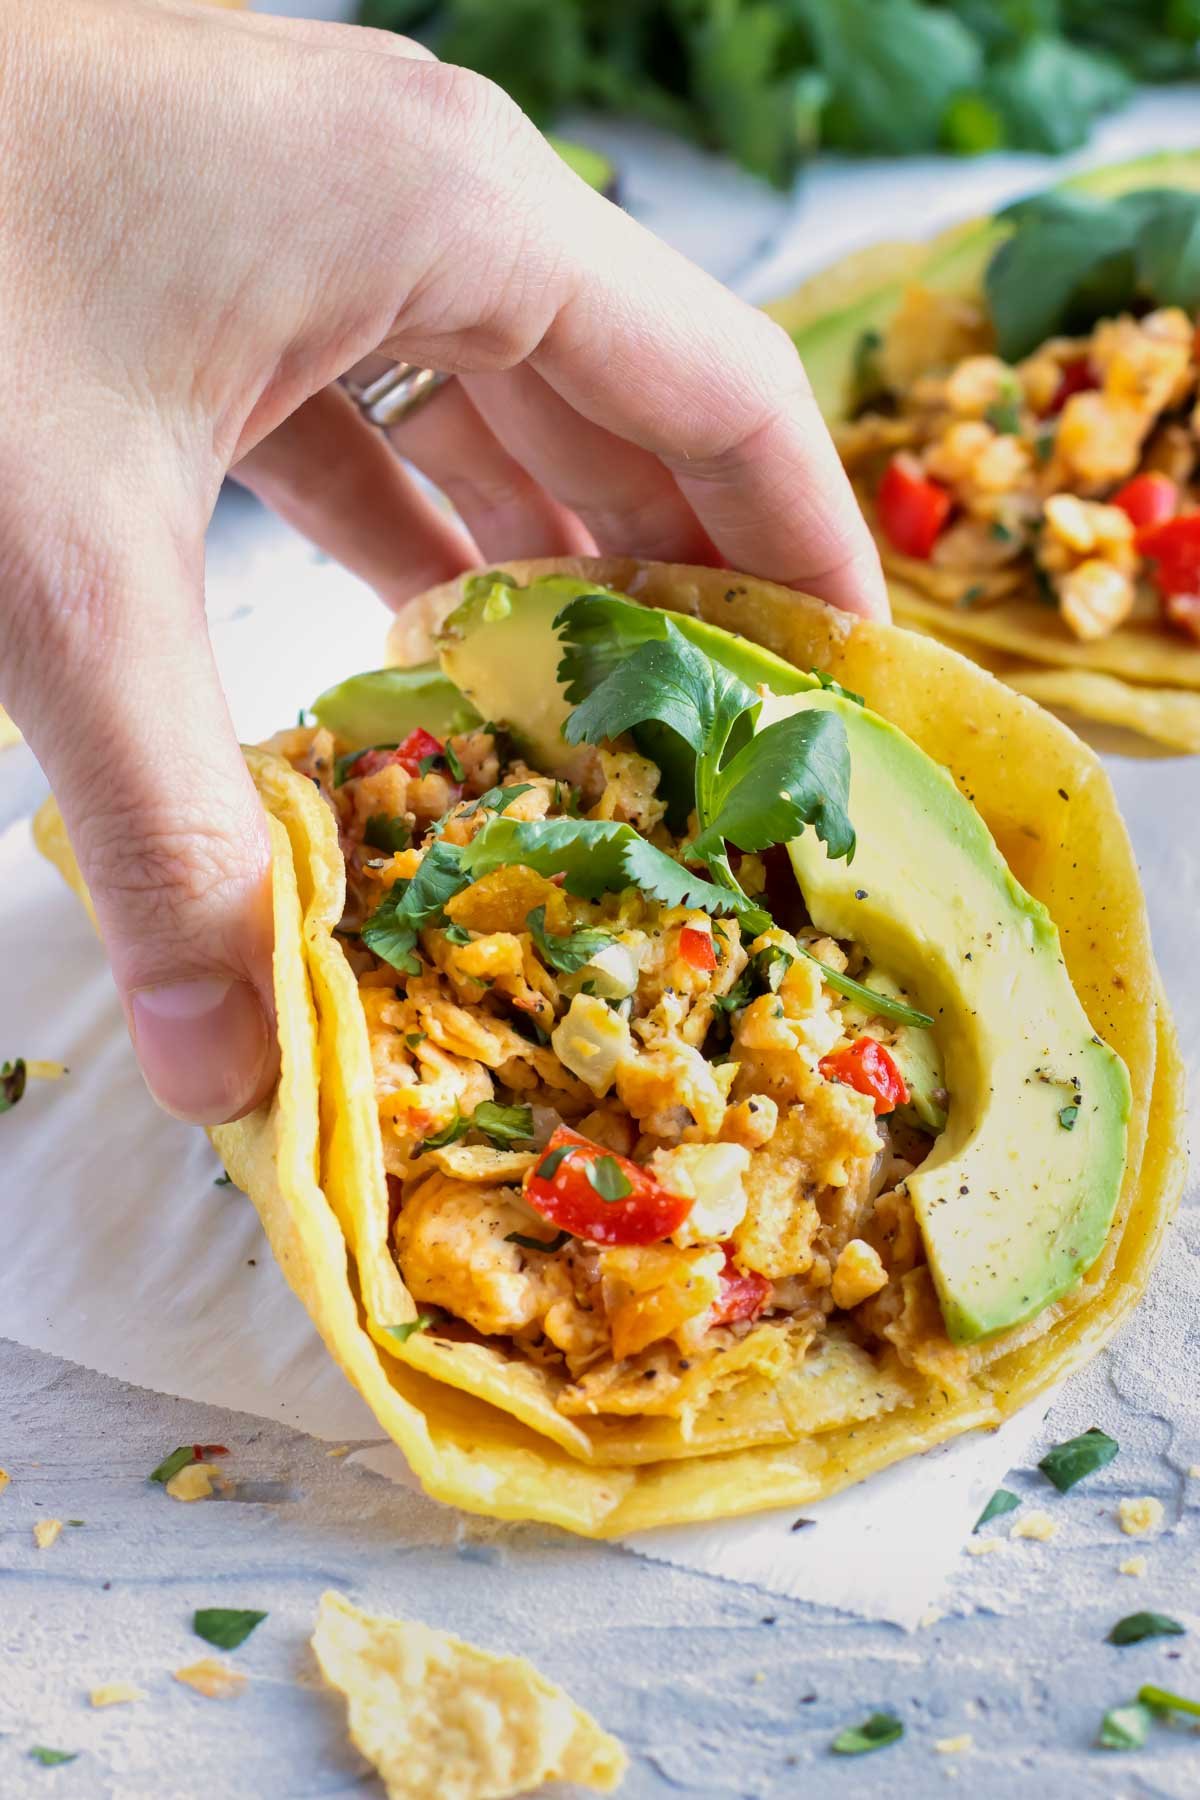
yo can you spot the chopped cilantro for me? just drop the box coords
[460,782,535,820]
[471,1101,535,1147]
[29,1748,78,1767]
[364,813,410,853]
[802,951,934,1029]
[193,1608,268,1651]
[985,395,1022,435]
[956,584,987,610]
[213,1172,233,1187]
[1,1057,27,1114]
[415,1110,470,1156]
[1099,1702,1150,1750]
[443,740,465,782]
[505,1228,572,1253]
[812,669,864,706]
[526,905,615,975]
[989,519,1015,541]
[442,923,471,945]
[334,744,395,786]
[1034,426,1056,465]
[1058,1102,1080,1130]
[587,1155,633,1202]
[1139,1683,1200,1718]
[405,1032,426,1050]
[1038,1426,1118,1492]
[149,1446,197,1485]
[534,1144,575,1182]
[361,841,466,973]
[1108,1612,1185,1646]
[384,1316,433,1344]
[831,1712,903,1755]
[974,1487,1020,1532]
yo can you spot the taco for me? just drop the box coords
[36,559,1183,1535]
[767,152,1200,753]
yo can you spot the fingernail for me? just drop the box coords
[130,976,273,1124]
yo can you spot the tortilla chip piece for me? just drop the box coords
[90,1683,146,1708]
[173,1659,247,1700]
[33,1518,63,1549]
[311,1590,627,1799]
[1000,668,1200,754]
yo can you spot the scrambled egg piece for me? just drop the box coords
[311,1589,626,1800]
[1118,1495,1164,1537]
[32,1518,63,1550]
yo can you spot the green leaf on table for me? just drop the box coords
[149,1447,196,1486]
[1038,1426,1118,1492]
[974,1487,1020,1532]
[471,1102,536,1147]
[29,1748,78,1767]
[1108,1612,1185,1646]
[1138,1683,1200,1718]
[1,1057,27,1114]
[526,905,615,975]
[193,1608,268,1651]
[830,1710,904,1754]
[1098,1701,1151,1750]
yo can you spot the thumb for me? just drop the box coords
[3,507,279,1126]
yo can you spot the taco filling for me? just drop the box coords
[260,571,1129,1434]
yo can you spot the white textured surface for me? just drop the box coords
[2,35,1200,1796]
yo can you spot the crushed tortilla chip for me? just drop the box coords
[0,1469,9,1497]
[965,1538,1003,1556]
[1118,1495,1164,1537]
[90,1684,146,1708]
[1119,1555,1148,1577]
[1011,1510,1058,1542]
[33,1518,63,1550]
[165,1464,215,1503]
[173,1659,247,1700]
[325,1445,350,1459]
[311,1589,626,1798]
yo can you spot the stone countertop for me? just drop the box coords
[3,20,1200,1795]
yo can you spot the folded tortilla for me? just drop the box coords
[36,557,1183,1534]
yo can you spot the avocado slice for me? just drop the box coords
[311,664,480,748]
[439,571,1130,1344]
[844,971,948,1133]
[764,686,1130,1343]
[780,149,1200,420]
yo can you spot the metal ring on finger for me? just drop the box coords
[340,358,452,429]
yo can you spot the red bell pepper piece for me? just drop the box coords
[1112,472,1178,536]
[347,728,445,783]
[877,455,952,560]
[1162,591,1200,641]
[819,1036,909,1116]
[1137,513,1200,598]
[523,1126,692,1247]
[709,1245,771,1327]
[1043,355,1097,417]
[678,924,717,972]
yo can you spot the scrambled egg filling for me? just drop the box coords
[276,724,952,1418]
[840,294,1200,642]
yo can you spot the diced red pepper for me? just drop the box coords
[819,1036,909,1116]
[1137,512,1200,598]
[709,1245,771,1327]
[877,454,952,560]
[1043,355,1096,417]
[347,728,445,783]
[523,1126,692,1247]
[678,923,717,973]
[1112,472,1178,536]
[192,1444,229,1460]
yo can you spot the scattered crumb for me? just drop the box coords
[1011,1510,1058,1543]
[26,1061,68,1081]
[173,1659,247,1700]
[165,1464,215,1503]
[1119,1555,1148,1578]
[325,1446,350,1459]
[90,1684,146,1709]
[1118,1496,1164,1537]
[935,1735,973,1755]
[752,1672,766,1685]
[33,1519,63,1550]
[966,1538,1003,1556]
[0,1469,9,1497]
[1189,1465,1200,1479]
[919,1608,943,1629]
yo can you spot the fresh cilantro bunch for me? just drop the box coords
[356,0,1194,187]
[359,597,855,970]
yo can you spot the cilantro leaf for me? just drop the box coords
[505,1228,573,1252]
[526,905,615,975]
[361,841,466,973]
[335,743,396,787]
[974,1487,1020,1532]
[803,951,934,1028]
[29,1748,78,1767]
[830,1711,904,1755]
[364,814,410,854]
[533,1143,575,1181]
[555,592,672,704]
[1,1057,27,1113]
[621,837,769,933]
[194,1608,268,1651]
[384,1315,433,1344]
[149,1446,197,1485]
[460,783,535,819]
[461,817,633,899]
[1038,1426,1118,1492]
[471,1101,535,1146]
[1098,1702,1151,1750]
[1108,1612,1185,1646]
[691,708,855,864]
[415,1110,470,1156]
[563,626,723,755]
[587,1155,633,1201]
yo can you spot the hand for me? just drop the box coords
[0,0,886,1127]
